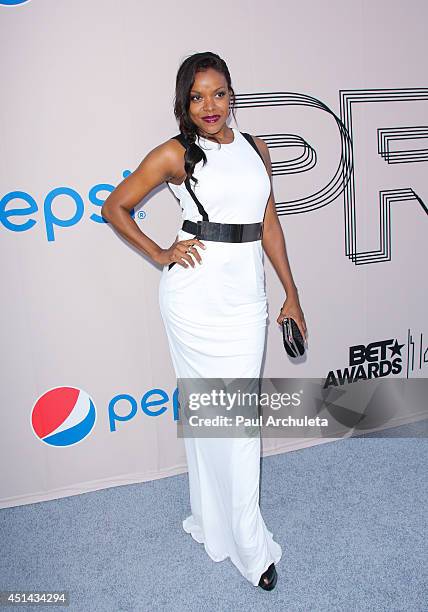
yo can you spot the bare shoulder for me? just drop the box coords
[252,135,269,156]
[253,136,268,151]
[135,136,186,184]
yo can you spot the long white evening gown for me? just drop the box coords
[158,127,282,586]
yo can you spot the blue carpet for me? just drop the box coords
[1,420,427,611]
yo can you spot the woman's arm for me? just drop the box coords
[254,137,307,340]
[101,139,205,267]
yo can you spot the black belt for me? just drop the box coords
[181,219,263,242]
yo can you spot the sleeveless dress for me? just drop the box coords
[158,127,282,586]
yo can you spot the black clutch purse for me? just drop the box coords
[281,317,305,358]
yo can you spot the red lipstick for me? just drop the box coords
[202,115,221,123]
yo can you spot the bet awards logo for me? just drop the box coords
[325,338,404,388]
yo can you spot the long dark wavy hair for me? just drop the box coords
[173,51,237,186]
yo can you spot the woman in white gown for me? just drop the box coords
[102,51,307,591]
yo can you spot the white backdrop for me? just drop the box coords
[1,0,427,508]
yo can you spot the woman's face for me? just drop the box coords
[188,68,231,137]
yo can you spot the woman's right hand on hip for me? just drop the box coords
[156,237,206,268]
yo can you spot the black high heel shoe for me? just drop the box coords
[258,562,278,591]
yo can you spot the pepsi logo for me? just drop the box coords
[31,386,97,447]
